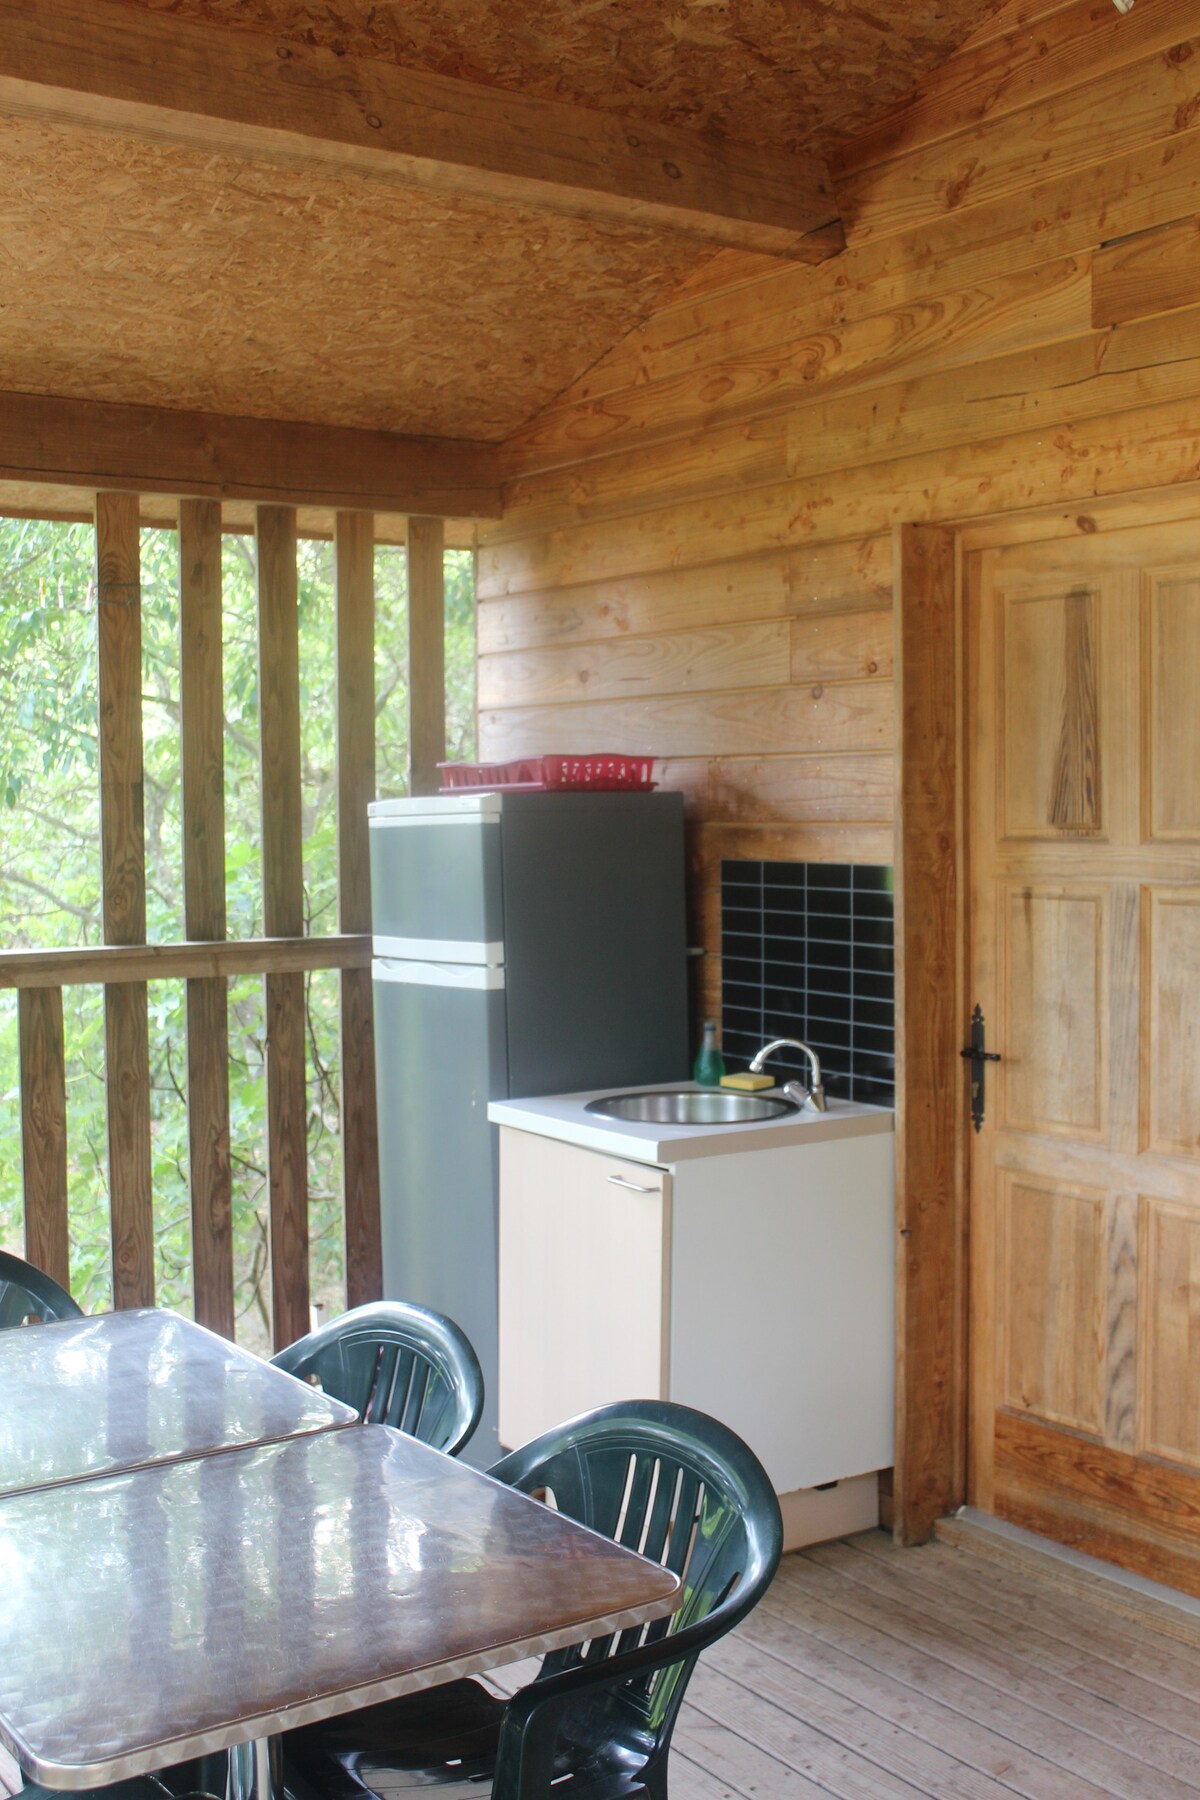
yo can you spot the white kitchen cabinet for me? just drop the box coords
[498,1130,671,1452]
[496,1105,895,1495]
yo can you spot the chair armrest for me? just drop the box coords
[489,1615,720,1799]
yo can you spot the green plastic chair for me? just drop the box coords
[272,1300,484,1457]
[284,1399,784,1799]
[0,1250,83,1328]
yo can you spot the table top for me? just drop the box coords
[0,1425,681,1789]
[0,1309,356,1497]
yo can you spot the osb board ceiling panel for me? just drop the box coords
[114,0,1012,155]
[0,115,700,440]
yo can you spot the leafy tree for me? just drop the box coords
[0,516,476,1347]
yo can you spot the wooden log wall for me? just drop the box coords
[476,0,1200,1532]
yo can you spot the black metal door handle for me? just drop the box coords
[960,1004,1001,1133]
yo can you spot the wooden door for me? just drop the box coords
[968,516,1200,1593]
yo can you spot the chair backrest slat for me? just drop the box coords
[489,1398,783,1761]
[272,1301,484,1457]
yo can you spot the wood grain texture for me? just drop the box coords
[335,512,381,1307]
[0,112,702,446]
[0,483,479,548]
[179,497,233,1337]
[265,967,309,1350]
[0,389,502,517]
[1000,1175,1106,1435]
[838,0,1200,178]
[407,516,446,797]
[835,30,1200,246]
[501,255,1091,480]
[1094,216,1200,329]
[0,0,843,257]
[995,1410,1200,1596]
[892,523,963,1546]
[485,393,1200,597]
[1143,568,1200,841]
[1140,1195,1200,1467]
[96,490,146,947]
[95,491,153,1311]
[186,976,234,1337]
[257,505,304,938]
[104,0,1007,160]
[653,753,894,826]
[180,498,226,941]
[480,679,895,762]
[476,540,892,645]
[0,935,371,989]
[256,505,308,1346]
[18,987,68,1291]
[105,980,154,1310]
[478,620,791,711]
[503,127,1200,481]
[790,610,893,684]
[336,512,376,934]
[340,964,381,1309]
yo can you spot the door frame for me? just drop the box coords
[892,522,968,1544]
[891,482,1200,1546]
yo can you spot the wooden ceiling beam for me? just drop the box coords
[0,0,844,262]
[0,389,503,517]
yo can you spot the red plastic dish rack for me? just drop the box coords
[438,755,657,793]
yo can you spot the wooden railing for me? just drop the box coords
[3,494,449,1348]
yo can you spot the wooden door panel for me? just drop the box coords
[1140,1197,1200,1468]
[1000,1174,1106,1436]
[1142,887,1200,1158]
[998,585,1102,839]
[969,523,1200,1592]
[1144,571,1200,841]
[1000,884,1105,1138]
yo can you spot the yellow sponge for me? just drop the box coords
[720,1071,775,1092]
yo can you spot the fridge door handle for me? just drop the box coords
[607,1174,661,1195]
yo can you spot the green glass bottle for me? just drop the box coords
[693,1018,725,1087]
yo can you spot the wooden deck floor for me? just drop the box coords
[671,1526,1200,1799]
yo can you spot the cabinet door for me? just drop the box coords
[498,1128,670,1451]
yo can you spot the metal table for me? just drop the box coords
[0,1309,356,1498]
[0,1426,681,1795]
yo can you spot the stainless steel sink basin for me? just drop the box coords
[585,1089,800,1126]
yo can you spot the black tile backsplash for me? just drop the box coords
[720,860,896,1107]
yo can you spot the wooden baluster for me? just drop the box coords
[335,511,382,1307]
[96,490,154,1310]
[407,517,446,798]
[19,986,69,1290]
[180,498,235,1337]
[257,505,309,1349]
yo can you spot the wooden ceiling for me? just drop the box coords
[0,0,1011,477]
[110,0,1004,157]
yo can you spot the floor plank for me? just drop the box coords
[681,1527,1200,1798]
[472,1526,1200,1795]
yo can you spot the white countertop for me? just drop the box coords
[488,1083,894,1166]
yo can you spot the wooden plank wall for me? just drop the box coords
[477,0,1200,1529]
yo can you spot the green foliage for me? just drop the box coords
[0,516,476,1349]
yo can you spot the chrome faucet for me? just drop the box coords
[748,1038,827,1112]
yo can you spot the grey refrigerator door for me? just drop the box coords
[499,791,689,1095]
[372,957,508,1465]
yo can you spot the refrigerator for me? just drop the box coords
[369,788,689,1463]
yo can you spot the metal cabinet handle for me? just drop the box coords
[607,1174,660,1195]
